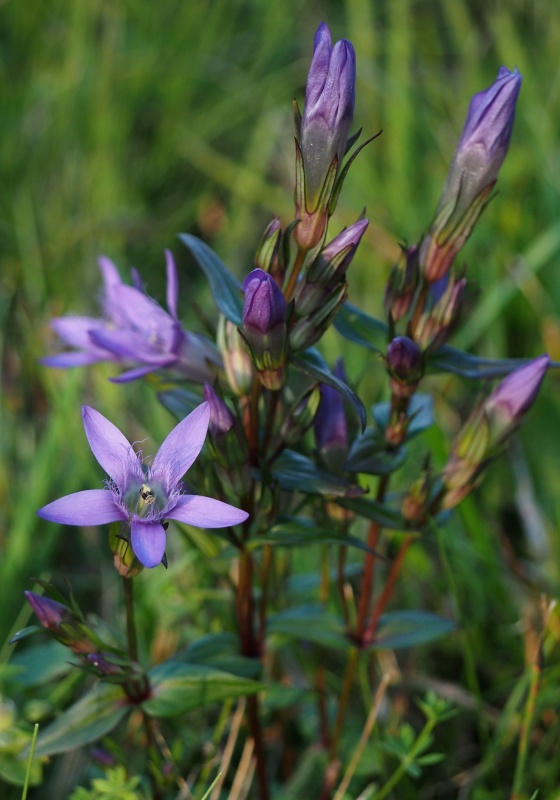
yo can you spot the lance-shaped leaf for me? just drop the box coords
[429,345,553,378]
[267,605,350,650]
[157,387,203,421]
[179,233,243,325]
[31,683,129,758]
[372,394,434,438]
[333,302,387,351]
[345,429,408,475]
[250,516,382,556]
[335,496,408,529]
[369,610,456,649]
[270,449,363,497]
[291,348,366,430]
[144,662,262,717]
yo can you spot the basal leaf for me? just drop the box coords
[291,348,367,431]
[32,684,129,758]
[144,662,262,718]
[371,610,455,649]
[179,233,243,325]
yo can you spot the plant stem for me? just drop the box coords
[283,246,307,301]
[511,632,544,797]
[333,672,392,800]
[363,534,413,645]
[247,694,269,800]
[355,475,389,639]
[374,716,438,800]
[329,647,359,761]
[122,576,138,662]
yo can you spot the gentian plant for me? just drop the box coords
[7,20,553,800]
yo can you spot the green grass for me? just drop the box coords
[2,0,560,797]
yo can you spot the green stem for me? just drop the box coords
[283,246,308,301]
[511,657,542,798]
[374,716,438,800]
[122,576,138,662]
[21,723,39,800]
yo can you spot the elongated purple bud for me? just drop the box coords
[420,67,522,282]
[300,23,356,205]
[484,354,549,442]
[242,269,288,389]
[203,384,235,437]
[314,360,349,471]
[25,591,68,631]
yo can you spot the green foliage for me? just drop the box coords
[69,767,144,800]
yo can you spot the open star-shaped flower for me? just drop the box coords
[37,402,249,568]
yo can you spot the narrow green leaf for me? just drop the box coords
[270,450,363,498]
[371,610,455,650]
[336,496,407,530]
[345,429,408,475]
[291,348,367,431]
[179,233,243,325]
[267,605,350,651]
[333,303,388,352]
[144,662,262,718]
[32,684,129,758]
[252,517,382,556]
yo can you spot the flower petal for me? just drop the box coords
[165,250,179,319]
[150,402,210,487]
[82,406,143,490]
[167,494,249,528]
[50,316,106,349]
[109,365,163,383]
[131,520,167,568]
[88,328,177,365]
[41,352,109,368]
[37,490,123,526]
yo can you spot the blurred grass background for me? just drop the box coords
[2,0,560,794]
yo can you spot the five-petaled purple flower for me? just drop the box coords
[37,403,249,568]
[42,251,221,384]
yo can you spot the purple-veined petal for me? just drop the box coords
[88,328,177,365]
[82,406,143,490]
[37,489,124,526]
[150,402,210,488]
[109,365,163,383]
[131,520,167,568]
[165,250,179,319]
[50,316,107,349]
[40,351,109,368]
[114,284,177,339]
[167,494,249,528]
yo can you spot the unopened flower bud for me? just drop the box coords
[254,218,282,275]
[204,384,234,438]
[294,23,356,250]
[203,384,252,497]
[87,653,123,676]
[242,269,288,390]
[109,525,144,578]
[290,281,347,351]
[386,336,423,399]
[24,591,97,654]
[218,317,255,396]
[411,273,466,351]
[294,218,368,317]
[314,360,349,471]
[279,385,321,447]
[420,67,522,283]
[484,354,549,444]
[402,471,432,525]
[383,246,419,322]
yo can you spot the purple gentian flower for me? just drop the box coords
[42,251,221,384]
[37,403,249,568]
[300,22,356,204]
